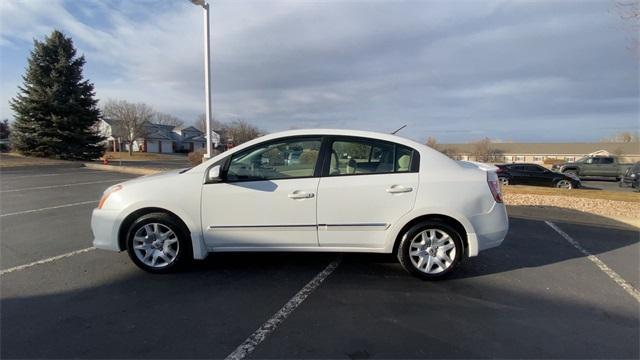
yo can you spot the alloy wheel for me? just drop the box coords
[132,223,179,268]
[409,228,457,274]
[556,180,572,189]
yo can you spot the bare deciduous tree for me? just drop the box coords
[103,100,154,156]
[225,120,261,145]
[472,137,501,162]
[154,112,184,128]
[195,114,225,133]
[601,130,639,143]
[194,116,260,147]
[425,136,458,159]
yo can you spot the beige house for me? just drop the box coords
[438,142,640,164]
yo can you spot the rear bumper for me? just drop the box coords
[466,203,509,257]
[91,208,122,252]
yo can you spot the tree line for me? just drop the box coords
[426,129,639,162]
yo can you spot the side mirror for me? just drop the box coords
[207,165,222,183]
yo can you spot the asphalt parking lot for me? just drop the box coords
[1,165,638,359]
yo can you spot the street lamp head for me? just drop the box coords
[189,0,207,7]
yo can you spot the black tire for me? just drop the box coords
[397,220,464,280]
[126,212,192,274]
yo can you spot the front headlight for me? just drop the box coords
[631,173,636,178]
[98,184,122,209]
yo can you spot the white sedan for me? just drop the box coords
[91,129,508,279]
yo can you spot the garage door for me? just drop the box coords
[147,141,159,153]
[161,141,173,153]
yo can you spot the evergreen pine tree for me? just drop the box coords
[10,30,104,160]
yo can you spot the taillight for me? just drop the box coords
[487,172,503,203]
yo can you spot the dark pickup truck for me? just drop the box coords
[551,156,632,179]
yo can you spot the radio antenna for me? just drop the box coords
[391,124,407,135]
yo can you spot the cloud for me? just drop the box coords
[1,0,638,142]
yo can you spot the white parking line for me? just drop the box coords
[0,178,129,193]
[0,247,96,276]
[225,256,342,360]
[0,169,103,179]
[0,200,98,217]
[545,221,640,303]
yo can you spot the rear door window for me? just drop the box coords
[327,138,417,176]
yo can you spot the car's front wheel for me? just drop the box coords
[126,212,191,273]
[397,221,463,280]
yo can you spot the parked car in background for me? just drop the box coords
[551,155,632,180]
[91,129,508,279]
[496,163,580,189]
[619,162,640,191]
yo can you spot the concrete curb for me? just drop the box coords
[83,163,162,175]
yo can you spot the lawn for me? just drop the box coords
[0,153,76,168]
[103,152,187,161]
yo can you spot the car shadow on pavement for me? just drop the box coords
[1,215,639,358]
[330,213,638,282]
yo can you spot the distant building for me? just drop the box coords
[98,119,214,153]
[437,142,640,164]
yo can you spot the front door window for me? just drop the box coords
[227,138,321,181]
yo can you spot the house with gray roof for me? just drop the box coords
[98,119,208,153]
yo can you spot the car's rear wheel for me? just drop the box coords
[499,177,509,186]
[556,179,572,189]
[126,212,191,273]
[397,221,463,280]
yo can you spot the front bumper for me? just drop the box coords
[91,208,122,252]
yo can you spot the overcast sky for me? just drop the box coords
[1,0,638,143]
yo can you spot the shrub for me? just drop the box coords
[187,148,220,166]
[187,149,204,165]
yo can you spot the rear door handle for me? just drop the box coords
[288,191,315,199]
[386,185,413,194]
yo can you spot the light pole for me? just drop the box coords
[190,0,213,159]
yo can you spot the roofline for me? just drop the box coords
[244,128,427,149]
[194,128,459,172]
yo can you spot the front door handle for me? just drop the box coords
[386,185,413,194]
[288,191,315,199]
